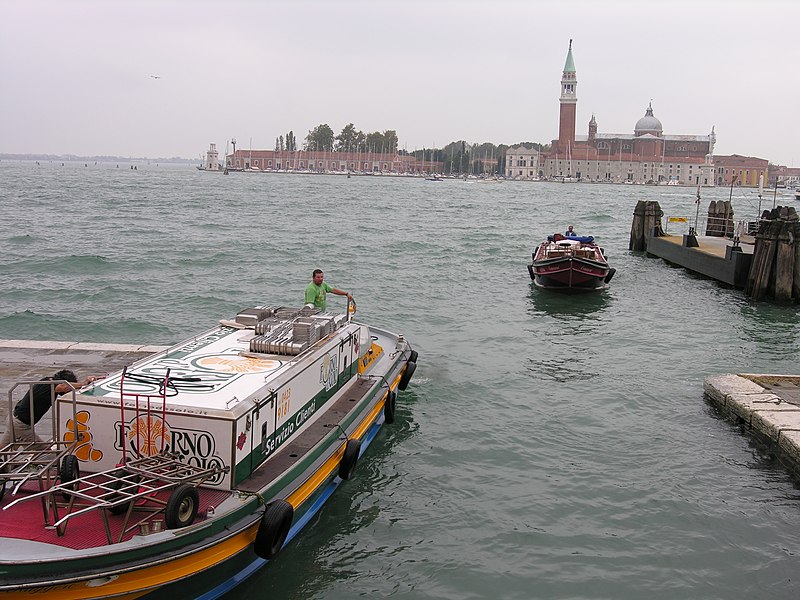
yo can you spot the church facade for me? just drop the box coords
[518,41,718,186]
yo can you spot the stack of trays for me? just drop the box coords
[292,318,319,346]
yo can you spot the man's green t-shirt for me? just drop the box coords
[305,282,333,310]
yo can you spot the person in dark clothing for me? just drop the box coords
[0,369,101,447]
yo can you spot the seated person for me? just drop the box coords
[565,225,577,237]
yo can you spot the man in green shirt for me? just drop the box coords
[304,269,352,311]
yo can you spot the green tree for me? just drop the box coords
[365,132,385,154]
[335,123,365,152]
[286,131,297,152]
[382,130,398,154]
[305,124,334,151]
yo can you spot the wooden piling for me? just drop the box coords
[745,206,800,302]
[629,200,663,251]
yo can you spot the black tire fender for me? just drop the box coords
[604,267,616,283]
[384,389,397,424]
[527,264,535,280]
[338,438,362,481]
[398,361,416,391]
[408,350,419,363]
[165,484,199,529]
[59,455,80,501]
[254,499,294,559]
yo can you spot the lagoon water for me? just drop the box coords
[2,161,800,599]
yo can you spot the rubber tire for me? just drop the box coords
[253,499,294,560]
[107,472,139,515]
[165,484,199,529]
[604,267,616,283]
[338,438,362,481]
[384,390,397,424]
[527,264,535,280]
[398,361,416,391]
[408,350,419,363]
[60,455,80,501]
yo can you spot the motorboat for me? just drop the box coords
[0,302,417,598]
[528,235,615,292]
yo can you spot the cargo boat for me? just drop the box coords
[0,303,417,599]
[528,235,615,292]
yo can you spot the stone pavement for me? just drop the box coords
[0,340,168,436]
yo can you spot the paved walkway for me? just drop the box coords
[657,234,755,258]
[705,373,800,473]
[0,340,168,434]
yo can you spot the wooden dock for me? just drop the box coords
[705,374,800,474]
[0,339,168,434]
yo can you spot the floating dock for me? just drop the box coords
[705,374,800,474]
[645,233,754,288]
[0,339,167,431]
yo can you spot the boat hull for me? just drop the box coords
[528,240,613,293]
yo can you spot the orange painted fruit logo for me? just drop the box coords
[63,410,103,462]
[196,355,279,373]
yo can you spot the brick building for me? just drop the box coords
[225,149,442,175]
[533,40,718,185]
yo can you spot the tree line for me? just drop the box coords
[272,124,549,175]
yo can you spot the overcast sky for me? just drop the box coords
[2,0,798,165]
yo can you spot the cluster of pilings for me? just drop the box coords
[629,200,664,251]
[745,206,800,302]
[705,200,735,237]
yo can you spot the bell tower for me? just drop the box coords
[558,40,578,155]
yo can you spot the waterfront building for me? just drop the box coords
[505,146,540,180]
[768,164,800,188]
[712,155,769,187]
[224,149,442,175]
[532,40,717,186]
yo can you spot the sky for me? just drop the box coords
[2,0,798,165]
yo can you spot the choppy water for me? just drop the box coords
[2,161,800,599]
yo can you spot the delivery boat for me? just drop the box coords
[528,235,615,292]
[0,302,417,599]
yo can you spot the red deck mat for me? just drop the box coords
[0,478,231,550]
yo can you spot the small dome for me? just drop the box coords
[634,103,662,135]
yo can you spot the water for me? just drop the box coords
[2,162,800,598]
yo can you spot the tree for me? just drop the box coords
[336,123,365,152]
[365,132,385,154]
[382,130,398,154]
[286,131,297,152]
[305,124,334,151]
[275,137,282,151]
[278,135,285,151]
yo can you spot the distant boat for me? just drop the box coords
[795,188,800,201]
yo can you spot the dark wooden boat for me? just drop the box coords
[528,235,615,292]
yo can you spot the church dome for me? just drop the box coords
[634,103,663,136]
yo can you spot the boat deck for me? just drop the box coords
[0,471,231,551]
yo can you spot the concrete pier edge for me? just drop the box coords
[0,339,170,353]
[705,373,800,474]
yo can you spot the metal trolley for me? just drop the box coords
[2,368,228,544]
